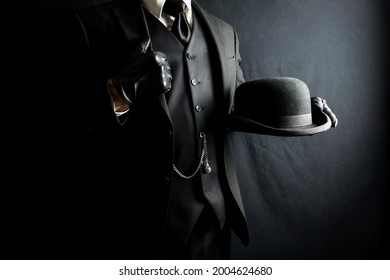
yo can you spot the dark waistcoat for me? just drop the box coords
[145,10,227,242]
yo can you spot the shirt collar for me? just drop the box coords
[143,0,192,19]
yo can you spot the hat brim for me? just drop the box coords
[229,111,332,137]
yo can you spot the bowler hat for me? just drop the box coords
[230,77,332,136]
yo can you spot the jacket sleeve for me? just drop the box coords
[234,29,246,88]
[230,28,246,115]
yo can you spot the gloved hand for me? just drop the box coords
[111,38,172,106]
[311,97,338,127]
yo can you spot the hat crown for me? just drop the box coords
[234,77,312,128]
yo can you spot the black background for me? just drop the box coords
[4,0,389,260]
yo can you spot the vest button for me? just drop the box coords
[195,105,202,112]
[186,53,194,60]
[191,79,199,86]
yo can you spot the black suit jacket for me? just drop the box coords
[68,0,248,259]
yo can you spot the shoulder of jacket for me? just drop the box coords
[193,2,236,33]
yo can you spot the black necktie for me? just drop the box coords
[163,0,191,45]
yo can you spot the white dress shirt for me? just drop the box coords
[143,0,193,29]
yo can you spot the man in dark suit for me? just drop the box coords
[65,0,336,260]
[69,0,248,260]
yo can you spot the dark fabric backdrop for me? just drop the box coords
[4,0,389,260]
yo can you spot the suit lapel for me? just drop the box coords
[192,1,232,113]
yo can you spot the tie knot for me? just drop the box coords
[163,0,186,17]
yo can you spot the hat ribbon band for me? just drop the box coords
[275,113,312,128]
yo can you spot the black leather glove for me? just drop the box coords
[111,39,172,106]
[311,97,338,127]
